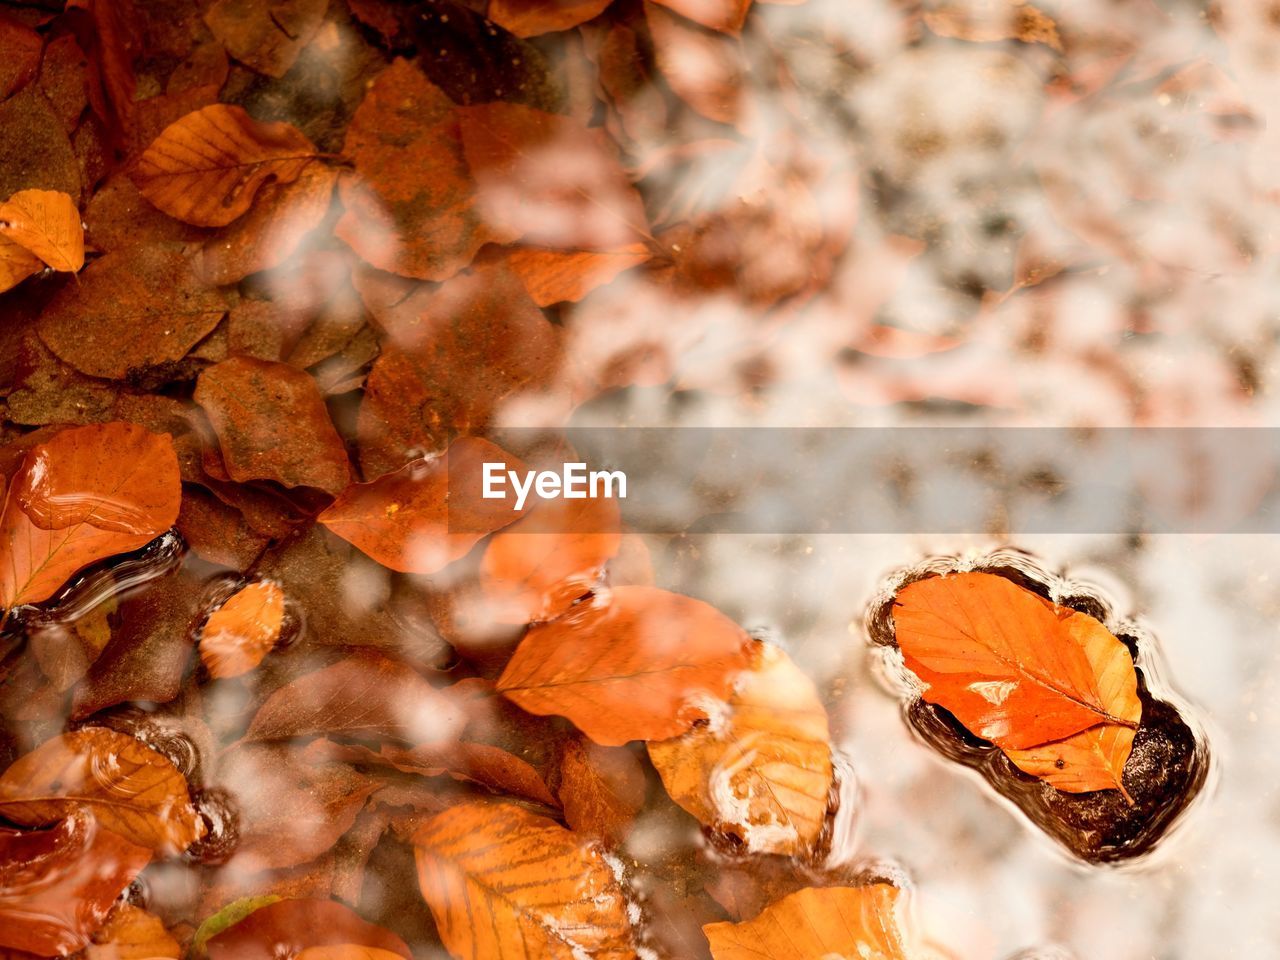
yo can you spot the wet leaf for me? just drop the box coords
[18,421,181,535]
[0,812,152,957]
[199,580,285,678]
[0,232,43,295]
[923,0,1062,50]
[412,799,637,960]
[176,485,271,570]
[458,102,649,251]
[479,493,621,623]
[204,0,329,78]
[191,895,282,956]
[205,899,411,960]
[703,884,909,959]
[557,736,647,845]
[195,357,351,495]
[242,653,465,746]
[497,586,756,745]
[131,105,321,227]
[506,245,653,307]
[486,0,614,38]
[336,58,511,282]
[85,903,181,960]
[648,643,833,855]
[353,262,561,476]
[37,247,227,380]
[893,572,1141,793]
[296,948,408,960]
[28,592,117,691]
[319,437,528,575]
[0,189,85,273]
[0,15,41,102]
[0,727,204,853]
[650,0,752,34]
[646,3,748,128]
[0,86,81,203]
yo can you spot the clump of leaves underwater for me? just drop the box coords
[0,0,1274,956]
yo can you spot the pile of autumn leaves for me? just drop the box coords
[0,421,1149,959]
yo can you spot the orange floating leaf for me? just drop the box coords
[0,231,43,294]
[649,643,833,855]
[497,586,756,745]
[319,437,528,575]
[199,580,285,678]
[0,728,204,854]
[131,104,320,226]
[704,884,909,959]
[893,572,1141,796]
[85,903,182,960]
[0,812,152,957]
[0,189,85,272]
[412,799,637,960]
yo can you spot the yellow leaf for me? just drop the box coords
[0,189,85,272]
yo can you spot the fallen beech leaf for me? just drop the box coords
[557,736,647,844]
[194,357,351,495]
[506,245,653,306]
[176,486,271,570]
[479,493,621,623]
[0,232,43,294]
[703,884,908,959]
[893,572,1141,794]
[0,15,41,102]
[199,580,285,678]
[205,899,411,960]
[0,86,81,202]
[336,58,513,281]
[18,421,181,535]
[204,0,329,78]
[199,162,338,285]
[923,0,1062,51]
[487,0,613,37]
[353,262,561,476]
[296,948,407,960]
[86,903,181,960]
[648,643,833,855]
[497,586,756,745]
[0,812,152,957]
[191,895,282,957]
[0,727,204,853]
[412,799,638,960]
[37,247,227,380]
[650,0,752,34]
[131,105,320,227]
[28,592,117,691]
[0,189,85,272]
[319,438,529,575]
[458,101,649,251]
[646,2,748,128]
[1,425,181,610]
[242,653,465,745]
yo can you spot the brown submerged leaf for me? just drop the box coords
[412,799,638,960]
[131,105,321,227]
[486,0,614,38]
[893,572,1141,796]
[0,727,204,854]
[648,643,833,855]
[204,0,329,78]
[497,586,756,745]
[85,903,181,960]
[557,736,647,845]
[703,884,909,959]
[506,244,653,307]
[199,580,286,678]
[0,812,152,957]
[0,189,85,273]
[205,899,411,960]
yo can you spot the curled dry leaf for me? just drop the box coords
[506,244,653,306]
[0,727,204,853]
[1,423,181,610]
[486,0,614,37]
[131,105,321,227]
[0,811,153,957]
[648,643,833,855]
[199,580,285,678]
[195,356,351,495]
[557,736,647,844]
[893,572,1141,796]
[241,653,465,746]
[412,799,637,960]
[319,437,528,575]
[37,247,227,380]
[479,492,621,624]
[336,58,513,281]
[85,903,182,960]
[204,0,329,78]
[703,884,909,960]
[205,899,412,960]
[497,585,756,745]
[0,189,85,272]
